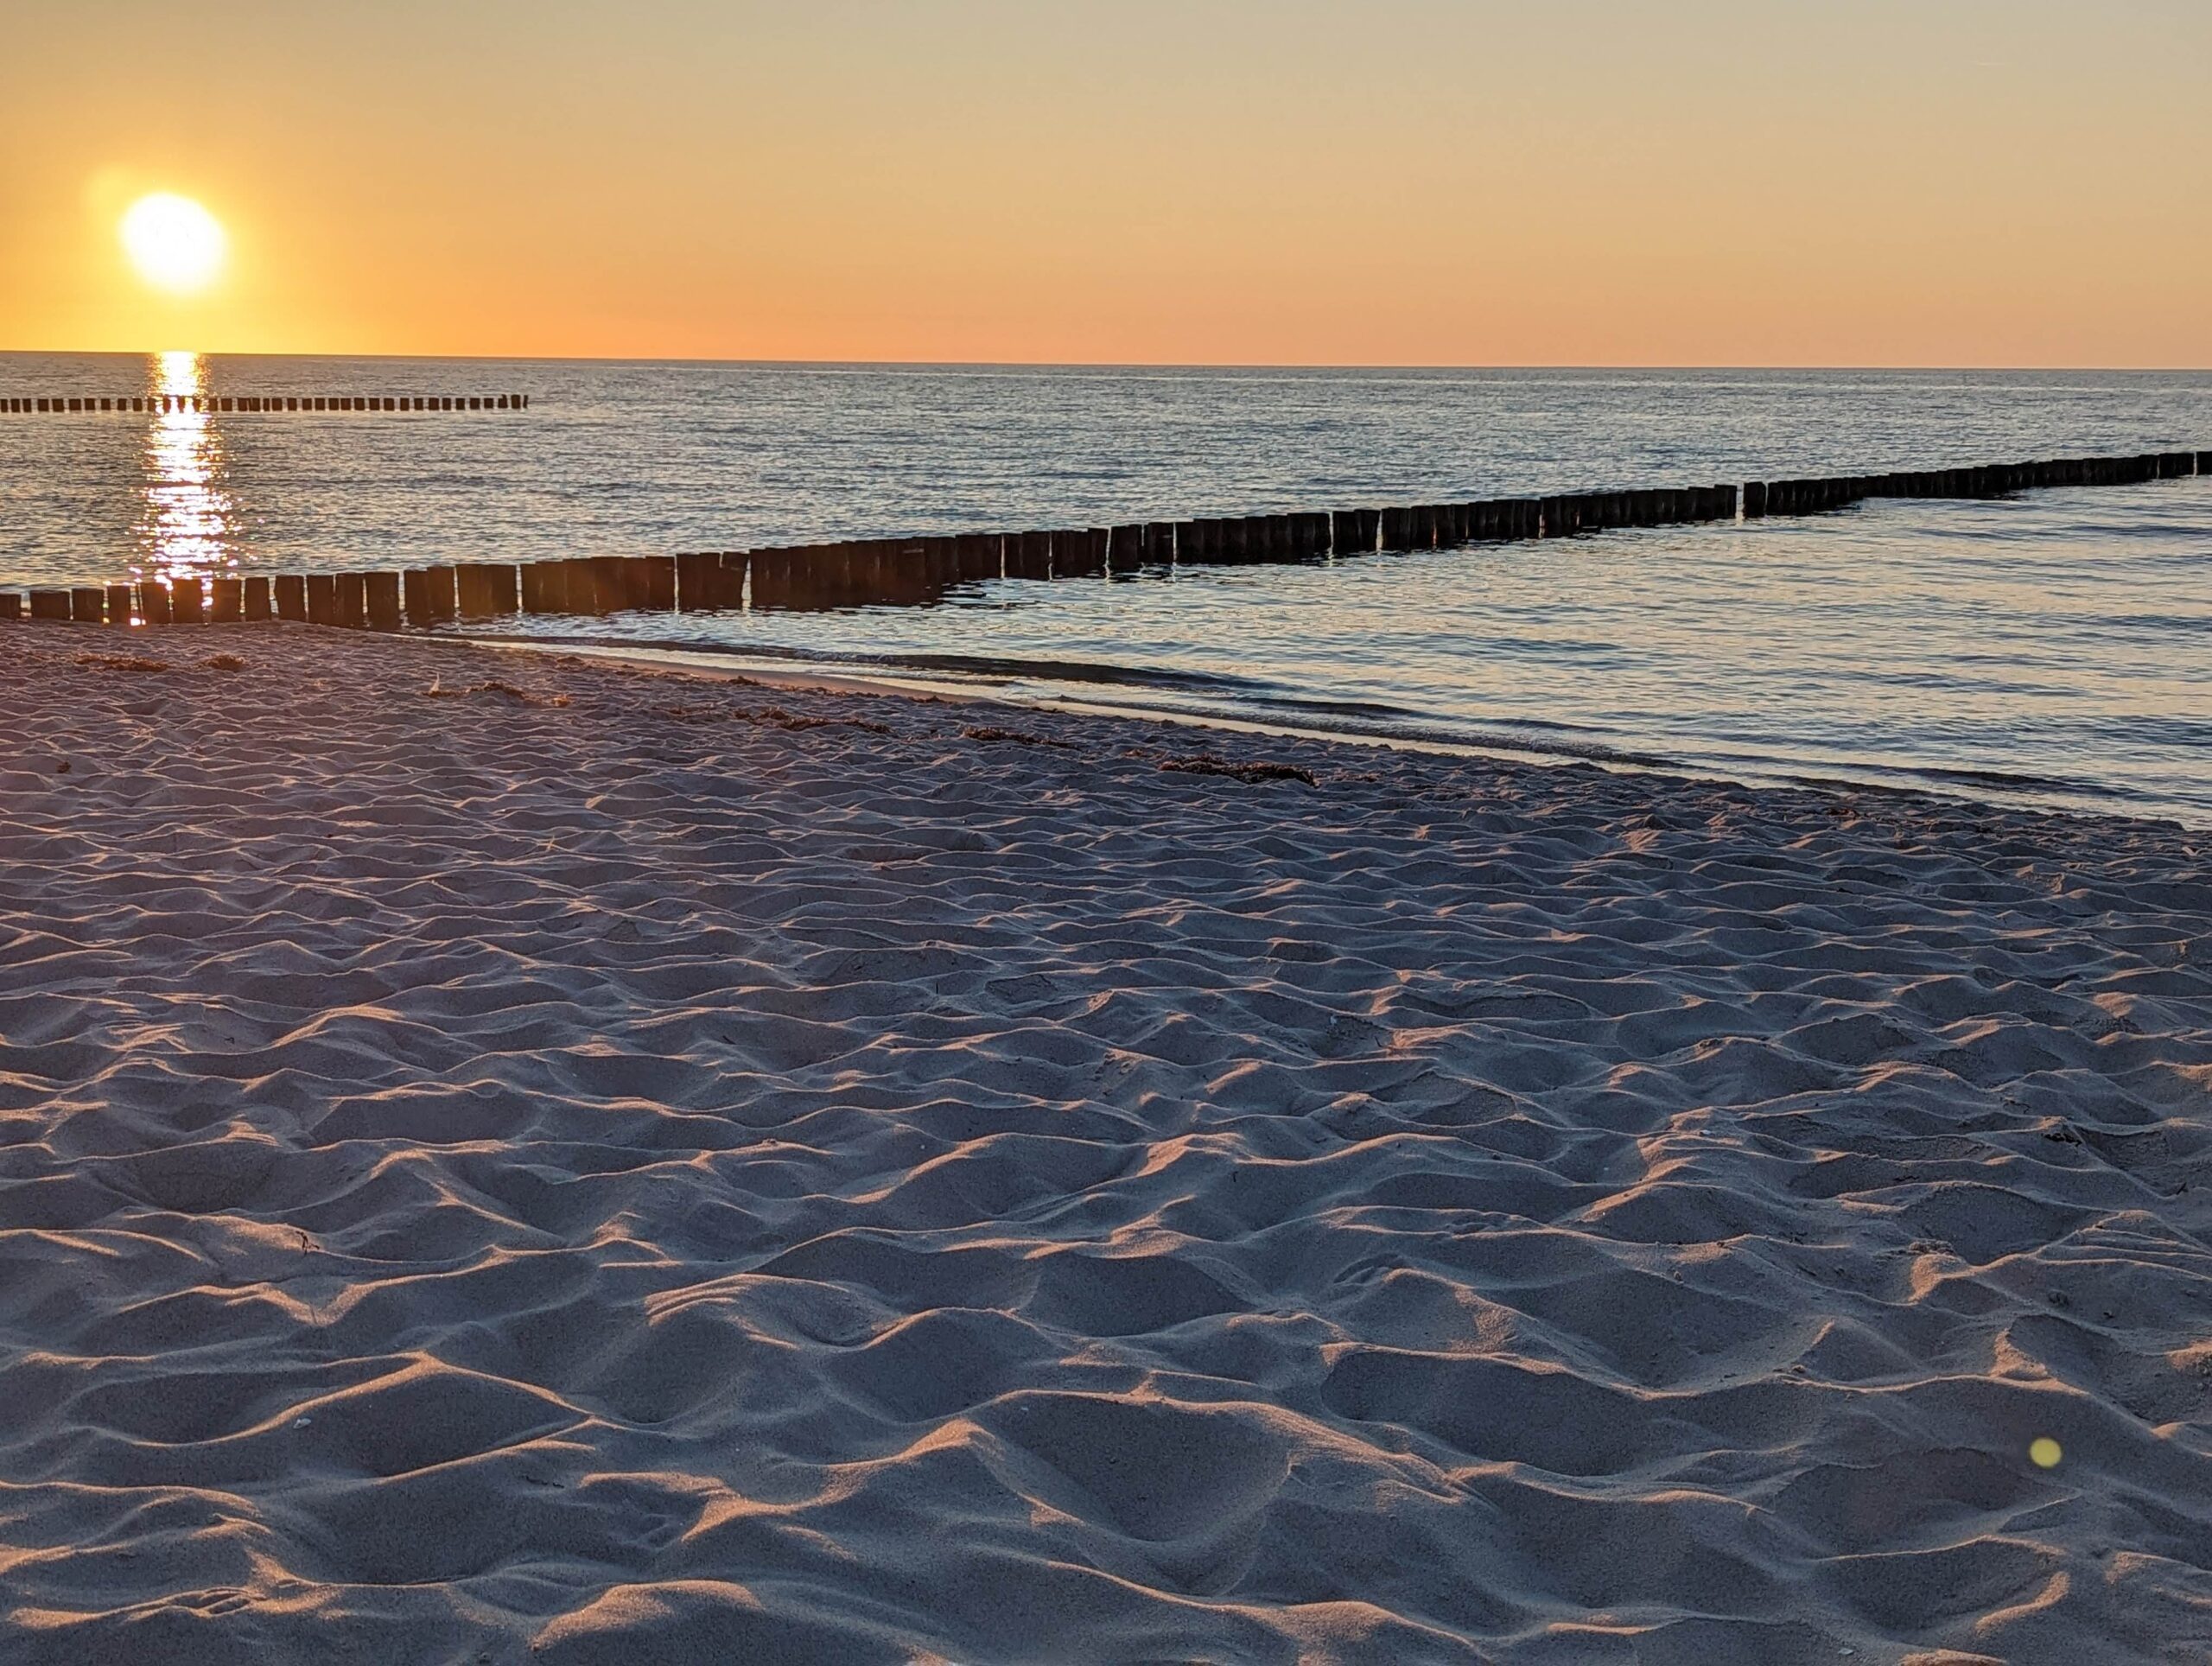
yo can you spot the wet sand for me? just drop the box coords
[2,622,2208,1664]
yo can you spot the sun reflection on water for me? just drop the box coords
[137,351,237,582]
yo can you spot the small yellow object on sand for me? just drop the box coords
[2030,1437,2063,1469]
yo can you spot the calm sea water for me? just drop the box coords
[3,352,2209,823]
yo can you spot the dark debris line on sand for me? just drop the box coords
[0,623,2208,1666]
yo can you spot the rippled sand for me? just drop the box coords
[2,623,2207,1664]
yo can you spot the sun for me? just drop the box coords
[121,194,226,295]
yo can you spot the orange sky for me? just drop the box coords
[3,0,2209,366]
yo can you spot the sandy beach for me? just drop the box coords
[1,620,2207,1664]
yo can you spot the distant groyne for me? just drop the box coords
[1,392,530,416]
[2,447,2202,626]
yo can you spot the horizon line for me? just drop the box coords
[5,348,2212,378]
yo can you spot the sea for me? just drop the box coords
[3,352,2208,824]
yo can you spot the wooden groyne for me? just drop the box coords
[1,393,530,416]
[2,447,2202,628]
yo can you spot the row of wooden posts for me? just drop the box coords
[1,393,531,416]
[2,448,2202,627]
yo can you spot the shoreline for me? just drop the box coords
[477,627,2201,834]
[3,621,2208,1663]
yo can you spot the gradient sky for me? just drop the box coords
[3,0,2208,366]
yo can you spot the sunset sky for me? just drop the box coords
[3,0,2208,366]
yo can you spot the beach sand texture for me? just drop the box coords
[1,625,2207,1664]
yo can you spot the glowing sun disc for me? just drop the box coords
[121,194,226,294]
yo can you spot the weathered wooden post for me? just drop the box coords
[365,571,402,630]
[518,562,557,614]
[211,578,244,622]
[455,564,496,619]
[416,566,458,620]
[275,575,307,621]
[105,583,134,624]
[588,556,631,612]
[748,549,792,610]
[1056,528,1106,577]
[30,591,71,620]
[140,582,174,624]
[676,553,718,611]
[334,572,367,628]
[70,588,104,622]
[0,595,21,621]
[305,574,338,626]
[704,552,742,609]
[1106,525,1147,571]
[563,558,598,611]
[245,576,272,620]
[486,563,519,614]
[172,576,206,623]
[954,532,1001,582]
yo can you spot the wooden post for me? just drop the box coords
[638,556,676,611]
[140,582,174,624]
[1007,531,1052,580]
[275,575,308,621]
[305,574,338,626]
[365,571,403,631]
[749,549,792,610]
[588,556,631,612]
[1056,528,1106,578]
[554,558,598,613]
[211,578,244,622]
[0,595,21,621]
[420,565,458,620]
[676,553,718,611]
[404,569,435,626]
[455,564,497,619]
[71,588,105,622]
[1106,525,1147,571]
[172,576,206,624]
[30,591,71,620]
[525,560,569,614]
[954,532,1001,582]
[725,553,760,610]
[105,583,134,624]
[245,576,272,620]
[334,572,367,628]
